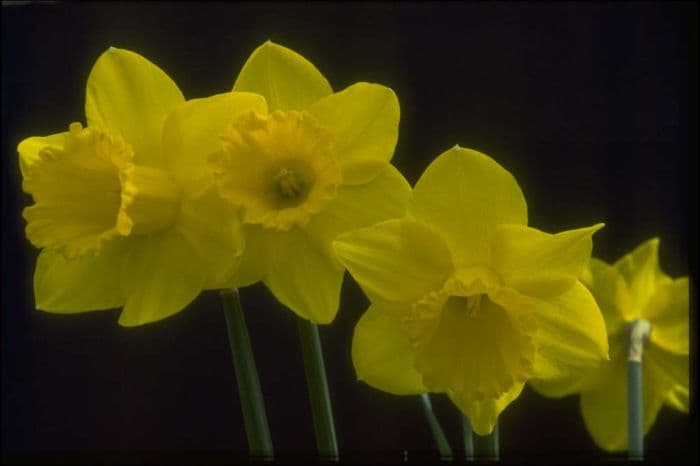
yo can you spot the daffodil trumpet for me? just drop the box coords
[220,289,273,459]
[627,318,651,460]
[298,319,338,459]
[419,394,453,460]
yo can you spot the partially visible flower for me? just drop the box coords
[333,146,609,434]
[531,238,689,451]
[19,47,251,326]
[168,41,410,324]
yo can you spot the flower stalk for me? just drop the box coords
[220,289,273,459]
[474,420,499,460]
[462,415,474,460]
[297,318,339,459]
[420,394,453,460]
[628,318,651,460]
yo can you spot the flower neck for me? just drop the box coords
[627,319,652,362]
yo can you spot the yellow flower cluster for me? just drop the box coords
[18,43,687,448]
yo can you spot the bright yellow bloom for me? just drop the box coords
[531,238,689,451]
[170,41,410,324]
[332,146,609,435]
[19,47,250,326]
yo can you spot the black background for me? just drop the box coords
[2,2,696,463]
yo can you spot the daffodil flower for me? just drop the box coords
[168,41,410,324]
[332,146,609,435]
[531,238,689,451]
[18,48,250,326]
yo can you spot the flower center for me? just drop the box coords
[209,110,342,231]
[265,158,317,210]
[466,294,483,317]
[275,167,305,199]
[22,122,181,259]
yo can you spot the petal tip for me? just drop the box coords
[117,313,140,327]
[104,46,127,57]
[639,236,661,253]
[259,40,282,53]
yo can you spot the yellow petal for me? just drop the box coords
[582,258,631,337]
[613,237,667,317]
[643,277,689,355]
[231,224,269,288]
[119,230,205,326]
[352,304,426,395]
[529,321,609,397]
[264,229,344,324]
[579,360,627,452]
[175,188,245,290]
[644,344,685,429]
[161,92,268,198]
[645,343,688,402]
[410,146,527,268]
[333,219,453,305]
[307,83,399,184]
[307,164,410,259]
[580,345,668,452]
[17,132,67,177]
[449,381,525,436]
[490,223,603,297]
[85,47,184,167]
[528,363,595,398]
[666,385,689,413]
[529,282,609,372]
[233,41,332,111]
[34,239,128,312]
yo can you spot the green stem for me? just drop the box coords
[474,420,499,460]
[220,289,273,459]
[462,415,474,461]
[419,394,453,460]
[627,319,651,460]
[628,361,643,459]
[297,318,338,459]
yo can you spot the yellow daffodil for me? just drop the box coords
[332,146,609,435]
[19,47,249,326]
[531,238,689,451]
[168,41,410,324]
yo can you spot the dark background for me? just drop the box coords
[2,1,696,463]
